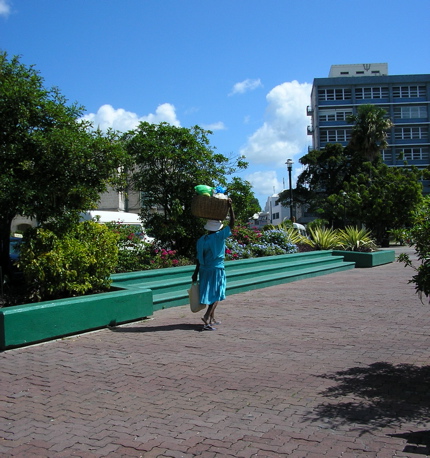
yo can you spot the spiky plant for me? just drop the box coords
[302,227,341,250]
[337,226,377,252]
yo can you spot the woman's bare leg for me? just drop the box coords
[202,303,215,325]
[209,301,218,324]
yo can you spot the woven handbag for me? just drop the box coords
[188,282,206,313]
[191,195,229,220]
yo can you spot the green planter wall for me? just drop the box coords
[332,250,395,268]
[1,249,391,350]
[0,288,153,350]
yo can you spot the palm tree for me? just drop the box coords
[347,105,393,162]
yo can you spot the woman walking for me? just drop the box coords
[192,200,235,330]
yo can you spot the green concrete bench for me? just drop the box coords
[1,250,366,349]
[0,288,153,350]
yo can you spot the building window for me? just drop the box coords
[320,129,351,143]
[393,86,426,98]
[355,87,389,99]
[318,88,351,101]
[319,109,353,122]
[393,106,427,119]
[381,149,392,161]
[394,127,428,140]
[399,147,430,161]
[272,212,280,220]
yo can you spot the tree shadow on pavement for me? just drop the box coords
[309,362,430,448]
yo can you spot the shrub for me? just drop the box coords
[105,222,192,271]
[225,239,252,260]
[259,229,298,253]
[105,222,154,272]
[248,243,287,257]
[230,225,262,246]
[398,196,430,304]
[337,226,377,252]
[302,227,341,250]
[225,227,298,259]
[19,221,119,302]
[150,248,192,269]
[307,218,329,231]
[388,228,408,246]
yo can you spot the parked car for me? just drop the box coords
[80,211,155,242]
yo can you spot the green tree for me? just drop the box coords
[343,163,423,245]
[347,104,393,162]
[279,143,352,225]
[124,122,247,257]
[227,177,261,223]
[0,53,126,277]
[398,196,430,304]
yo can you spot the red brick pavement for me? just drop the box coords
[1,247,430,457]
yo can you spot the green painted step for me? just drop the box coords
[150,255,355,311]
[112,253,346,296]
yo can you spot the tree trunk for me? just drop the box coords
[0,216,14,279]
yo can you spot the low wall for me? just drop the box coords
[332,250,396,268]
[0,288,153,350]
[1,250,396,350]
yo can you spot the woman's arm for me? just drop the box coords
[228,199,235,229]
[192,259,200,282]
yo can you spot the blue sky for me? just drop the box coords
[1,0,429,208]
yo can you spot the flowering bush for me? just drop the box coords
[260,229,299,253]
[105,222,192,272]
[230,225,262,246]
[106,221,301,269]
[226,226,298,260]
[225,239,252,260]
[248,243,287,257]
[150,248,191,269]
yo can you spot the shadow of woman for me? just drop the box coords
[389,430,430,455]
[108,323,203,333]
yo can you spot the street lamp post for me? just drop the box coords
[342,191,347,227]
[285,159,294,221]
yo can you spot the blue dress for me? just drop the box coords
[196,226,231,305]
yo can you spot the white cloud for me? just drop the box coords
[246,170,283,198]
[229,78,262,96]
[81,103,180,132]
[0,0,11,17]
[240,80,312,167]
[202,121,226,131]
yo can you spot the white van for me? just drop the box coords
[80,211,154,242]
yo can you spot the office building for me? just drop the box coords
[307,63,430,192]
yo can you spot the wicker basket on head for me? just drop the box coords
[191,195,229,220]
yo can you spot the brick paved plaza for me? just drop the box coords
[1,247,430,457]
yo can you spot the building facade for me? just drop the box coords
[307,63,430,192]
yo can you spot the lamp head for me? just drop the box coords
[285,159,294,169]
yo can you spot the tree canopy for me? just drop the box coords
[0,53,126,276]
[123,122,247,257]
[347,104,393,162]
[278,104,423,243]
[226,177,261,223]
